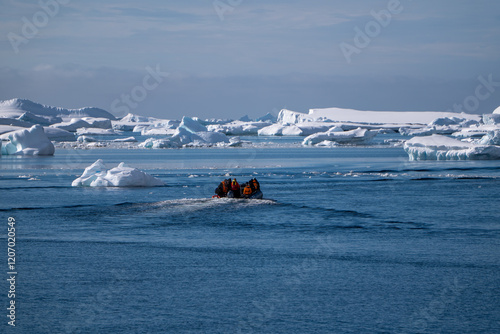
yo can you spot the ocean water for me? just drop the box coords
[1,141,500,333]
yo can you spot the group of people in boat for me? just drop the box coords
[214,178,261,199]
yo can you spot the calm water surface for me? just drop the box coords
[1,143,499,333]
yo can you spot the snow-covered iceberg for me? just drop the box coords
[303,127,378,146]
[43,127,75,141]
[179,116,207,133]
[140,127,237,148]
[50,119,92,132]
[308,107,481,125]
[0,98,115,120]
[207,121,269,135]
[477,130,500,146]
[404,134,500,161]
[0,125,55,155]
[258,122,333,136]
[72,159,165,187]
[76,128,118,136]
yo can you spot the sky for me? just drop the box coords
[1,0,500,119]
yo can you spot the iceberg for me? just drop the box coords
[258,123,333,136]
[112,113,159,131]
[112,136,137,143]
[0,117,32,127]
[477,130,500,145]
[277,109,313,124]
[483,114,500,125]
[0,98,115,120]
[43,127,75,141]
[139,138,176,149]
[0,125,55,155]
[17,111,62,125]
[77,135,97,143]
[81,117,112,129]
[72,159,165,187]
[308,107,481,125]
[207,121,269,135]
[75,128,118,136]
[50,119,92,132]
[140,127,177,136]
[140,127,233,149]
[303,127,378,146]
[178,116,207,133]
[404,134,500,160]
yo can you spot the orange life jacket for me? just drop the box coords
[222,181,229,193]
[243,185,252,195]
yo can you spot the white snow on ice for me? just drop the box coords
[72,159,165,187]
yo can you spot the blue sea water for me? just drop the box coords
[1,140,500,333]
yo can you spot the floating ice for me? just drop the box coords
[478,130,500,145]
[303,127,378,146]
[0,125,55,155]
[76,128,117,136]
[207,121,269,135]
[258,122,334,136]
[17,111,62,125]
[81,117,112,129]
[308,107,481,125]
[112,136,137,143]
[0,98,115,120]
[483,114,500,125]
[404,134,500,160]
[50,119,91,132]
[41,127,75,141]
[139,138,176,149]
[178,116,207,133]
[77,135,97,143]
[140,127,234,148]
[72,159,165,187]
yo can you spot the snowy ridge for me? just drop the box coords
[0,98,115,120]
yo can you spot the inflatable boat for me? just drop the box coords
[227,189,263,199]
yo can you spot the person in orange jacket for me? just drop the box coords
[242,183,253,198]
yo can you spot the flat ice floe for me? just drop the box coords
[72,159,165,187]
[404,134,500,160]
[303,127,378,146]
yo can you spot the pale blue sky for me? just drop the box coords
[1,0,499,119]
